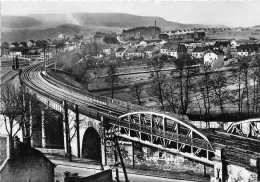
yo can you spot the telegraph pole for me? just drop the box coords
[44,44,46,72]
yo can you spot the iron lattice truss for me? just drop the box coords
[227,118,260,139]
[108,111,215,165]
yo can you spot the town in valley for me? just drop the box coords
[1,1,260,182]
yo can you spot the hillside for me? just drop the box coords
[2,16,41,28]
[1,13,231,42]
[1,24,89,42]
[72,13,214,31]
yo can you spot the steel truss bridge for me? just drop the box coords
[20,61,260,168]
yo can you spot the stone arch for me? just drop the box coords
[81,127,101,160]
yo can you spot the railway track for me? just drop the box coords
[21,63,260,160]
[21,62,124,121]
[205,130,260,153]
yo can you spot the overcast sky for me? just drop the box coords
[2,0,260,27]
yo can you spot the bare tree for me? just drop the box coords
[197,65,212,127]
[129,83,143,105]
[105,63,118,99]
[209,71,230,114]
[162,79,181,113]
[146,56,165,110]
[173,55,198,114]
[250,54,260,114]
[0,83,43,158]
[231,68,243,117]
[240,57,250,115]
[0,83,22,158]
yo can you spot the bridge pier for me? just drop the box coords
[100,117,107,166]
[212,147,226,182]
[41,110,46,148]
[63,100,69,154]
[74,104,80,158]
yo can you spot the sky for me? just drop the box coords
[1,0,260,27]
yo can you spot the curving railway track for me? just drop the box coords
[21,62,124,121]
[21,62,260,167]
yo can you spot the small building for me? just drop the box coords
[27,40,36,48]
[102,44,121,56]
[125,46,145,58]
[0,135,55,182]
[183,42,198,55]
[19,42,28,48]
[192,46,206,59]
[204,49,224,67]
[115,47,127,58]
[10,42,19,48]
[236,44,260,57]
[143,45,160,58]
[9,47,28,57]
[213,41,231,53]
[168,43,187,59]
[160,43,172,55]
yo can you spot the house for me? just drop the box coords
[9,47,28,57]
[160,43,172,54]
[183,42,199,55]
[192,46,206,59]
[204,49,225,67]
[102,44,121,56]
[27,48,41,58]
[143,45,160,58]
[116,48,127,58]
[19,42,28,48]
[10,42,19,48]
[168,43,187,58]
[135,46,145,58]
[125,46,145,58]
[0,135,55,182]
[125,46,137,57]
[27,40,36,48]
[236,44,260,57]
[213,41,231,53]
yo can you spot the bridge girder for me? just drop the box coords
[226,118,260,139]
[109,111,215,165]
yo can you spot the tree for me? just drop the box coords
[231,68,243,117]
[173,55,197,114]
[105,63,118,99]
[197,65,212,127]
[0,83,40,158]
[1,42,9,49]
[250,54,260,114]
[103,36,119,44]
[0,83,23,158]
[129,83,143,105]
[146,56,165,110]
[240,57,250,115]
[210,71,230,114]
[162,79,181,113]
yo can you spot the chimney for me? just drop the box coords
[155,20,157,38]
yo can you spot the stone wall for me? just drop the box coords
[106,141,214,175]
[226,164,257,182]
